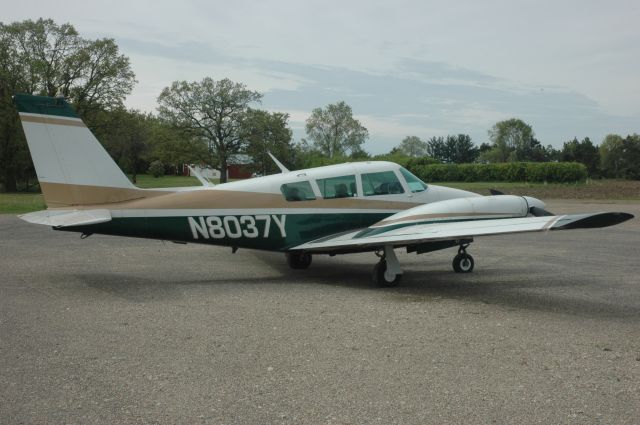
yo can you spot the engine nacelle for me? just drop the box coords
[371,195,537,229]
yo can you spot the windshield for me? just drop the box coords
[361,171,404,196]
[399,167,427,192]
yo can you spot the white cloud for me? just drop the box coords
[4,0,639,144]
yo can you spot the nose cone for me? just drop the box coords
[523,196,546,210]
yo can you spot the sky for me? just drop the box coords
[5,0,640,153]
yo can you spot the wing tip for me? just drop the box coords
[554,212,634,230]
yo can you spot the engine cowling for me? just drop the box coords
[371,195,539,229]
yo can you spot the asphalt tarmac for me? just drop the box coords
[1,200,639,425]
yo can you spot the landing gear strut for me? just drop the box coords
[452,243,474,273]
[373,245,402,287]
[287,252,312,269]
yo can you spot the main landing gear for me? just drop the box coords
[452,243,474,273]
[373,246,403,287]
[286,252,312,269]
[286,242,474,286]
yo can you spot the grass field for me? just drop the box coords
[1,176,639,214]
[130,174,201,188]
[0,193,46,214]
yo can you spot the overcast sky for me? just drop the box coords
[5,0,639,152]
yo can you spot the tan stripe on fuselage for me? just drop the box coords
[41,182,417,211]
[19,114,86,128]
[40,182,170,208]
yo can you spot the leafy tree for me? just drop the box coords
[242,108,293,175]
[620,134,640,180]
[484,118,537,162]
[157,78,262,183]
[146,120,208,171]
[305,101,368,158]
[427,134,478,163]
[371,151,413,167]
[148,160,165,178]
[94,109,154,183]
[0,18,136,191]
[348,145,371,160]
[599,134,625,178]
[426,136,447,162]
[478,142,493,154]
[543,144,562,162]
[561,137,600,177]
[446,134,479,163]
[599,133,640,179]
[396,136,427,157]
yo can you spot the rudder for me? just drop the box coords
[14,94,143,207]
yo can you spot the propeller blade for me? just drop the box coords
[529,206,554,217]
[489,189,504,196]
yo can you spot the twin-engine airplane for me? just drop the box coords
[14,94,633,286]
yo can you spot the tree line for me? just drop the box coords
[389,123,640,180]
[1,19,638,192]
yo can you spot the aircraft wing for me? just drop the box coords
[19,209,112,228]
[290,212,633,253]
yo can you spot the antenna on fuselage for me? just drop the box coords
[268,151,290,173]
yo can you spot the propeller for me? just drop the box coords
[529,206,554,217]
[521,195,555,217]
[489,189,504,196]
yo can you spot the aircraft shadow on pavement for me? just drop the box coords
[251,251,640,320]
[67,250,639,321]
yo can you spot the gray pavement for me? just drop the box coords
[1,200,639,424]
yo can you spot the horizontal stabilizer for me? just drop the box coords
[19,209,112,228]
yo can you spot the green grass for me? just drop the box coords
[0,193,46,214]
[130,174,202,188]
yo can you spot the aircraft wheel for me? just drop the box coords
[373,260,402,287]
[452,253,474,273]
[286,252,312,269]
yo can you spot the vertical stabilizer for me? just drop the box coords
[14,94,142,207]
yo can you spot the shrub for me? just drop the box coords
[148,160,165,178]
[406,162,587,183]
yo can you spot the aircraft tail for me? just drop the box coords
[14,94,146,208]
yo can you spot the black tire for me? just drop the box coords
[286,252,312,269]
[373,260,402,287]
[452,253,474,273]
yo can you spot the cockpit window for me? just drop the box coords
[280,181,316,201]
[399,167,427,192]
[316,175,357,198]
[361,171,405,196]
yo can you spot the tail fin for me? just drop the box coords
[14,94,144,208]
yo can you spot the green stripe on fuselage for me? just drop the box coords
[58,212,394,251]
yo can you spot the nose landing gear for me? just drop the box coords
[452,243,474,273]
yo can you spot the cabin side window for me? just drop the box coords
[399,167,427,192]
[361,171,405,196]
[280,181,316,201]
[316,175,357,198]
